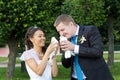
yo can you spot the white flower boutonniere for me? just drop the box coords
[78,35,86,44]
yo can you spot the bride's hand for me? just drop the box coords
[55,43,60,55]
[46,41,58,54]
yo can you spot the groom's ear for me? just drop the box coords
[70,21,76,27]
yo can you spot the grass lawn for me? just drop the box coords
[0,63,120,80]
[0,53,120,80]
[110,62,120,80]
[0,65,70,80]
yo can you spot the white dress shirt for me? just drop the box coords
[72,25,86,80]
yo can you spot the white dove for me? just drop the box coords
[60,36,74,59]
[48,37,58,65]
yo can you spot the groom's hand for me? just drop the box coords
[60,40,75,51]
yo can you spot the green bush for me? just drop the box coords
[104,45,120,51]
[0,44,5,47]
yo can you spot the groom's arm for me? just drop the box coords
[78,26,104,58]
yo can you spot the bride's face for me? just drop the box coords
[30,30,46,48]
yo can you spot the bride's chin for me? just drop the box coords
[41,44,45,47]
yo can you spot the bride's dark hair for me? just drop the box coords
[25,26,46,53]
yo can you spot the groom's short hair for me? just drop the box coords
[54,14,76,27]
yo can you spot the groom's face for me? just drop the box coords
[56,22,74,39]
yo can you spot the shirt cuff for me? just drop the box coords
[74,45,79,54]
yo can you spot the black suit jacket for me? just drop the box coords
[61,25,114,80]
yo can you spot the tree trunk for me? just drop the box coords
[107,15,114,67]
[6,37,18,80]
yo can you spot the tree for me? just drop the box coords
[104,0,120,67]
[61,0,106,27]
[0,0,60,79]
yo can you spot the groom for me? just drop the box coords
[54,14,114,80]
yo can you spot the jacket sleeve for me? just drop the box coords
[78,26,104,58]
[61,53,72,68]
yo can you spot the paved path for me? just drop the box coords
[0,62,21,68]
[104,51,120,53]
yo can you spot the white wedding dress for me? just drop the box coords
[20,49,52,80]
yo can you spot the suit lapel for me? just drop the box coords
[77,25,85,44]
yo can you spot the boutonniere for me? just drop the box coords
[78,35,86,44]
